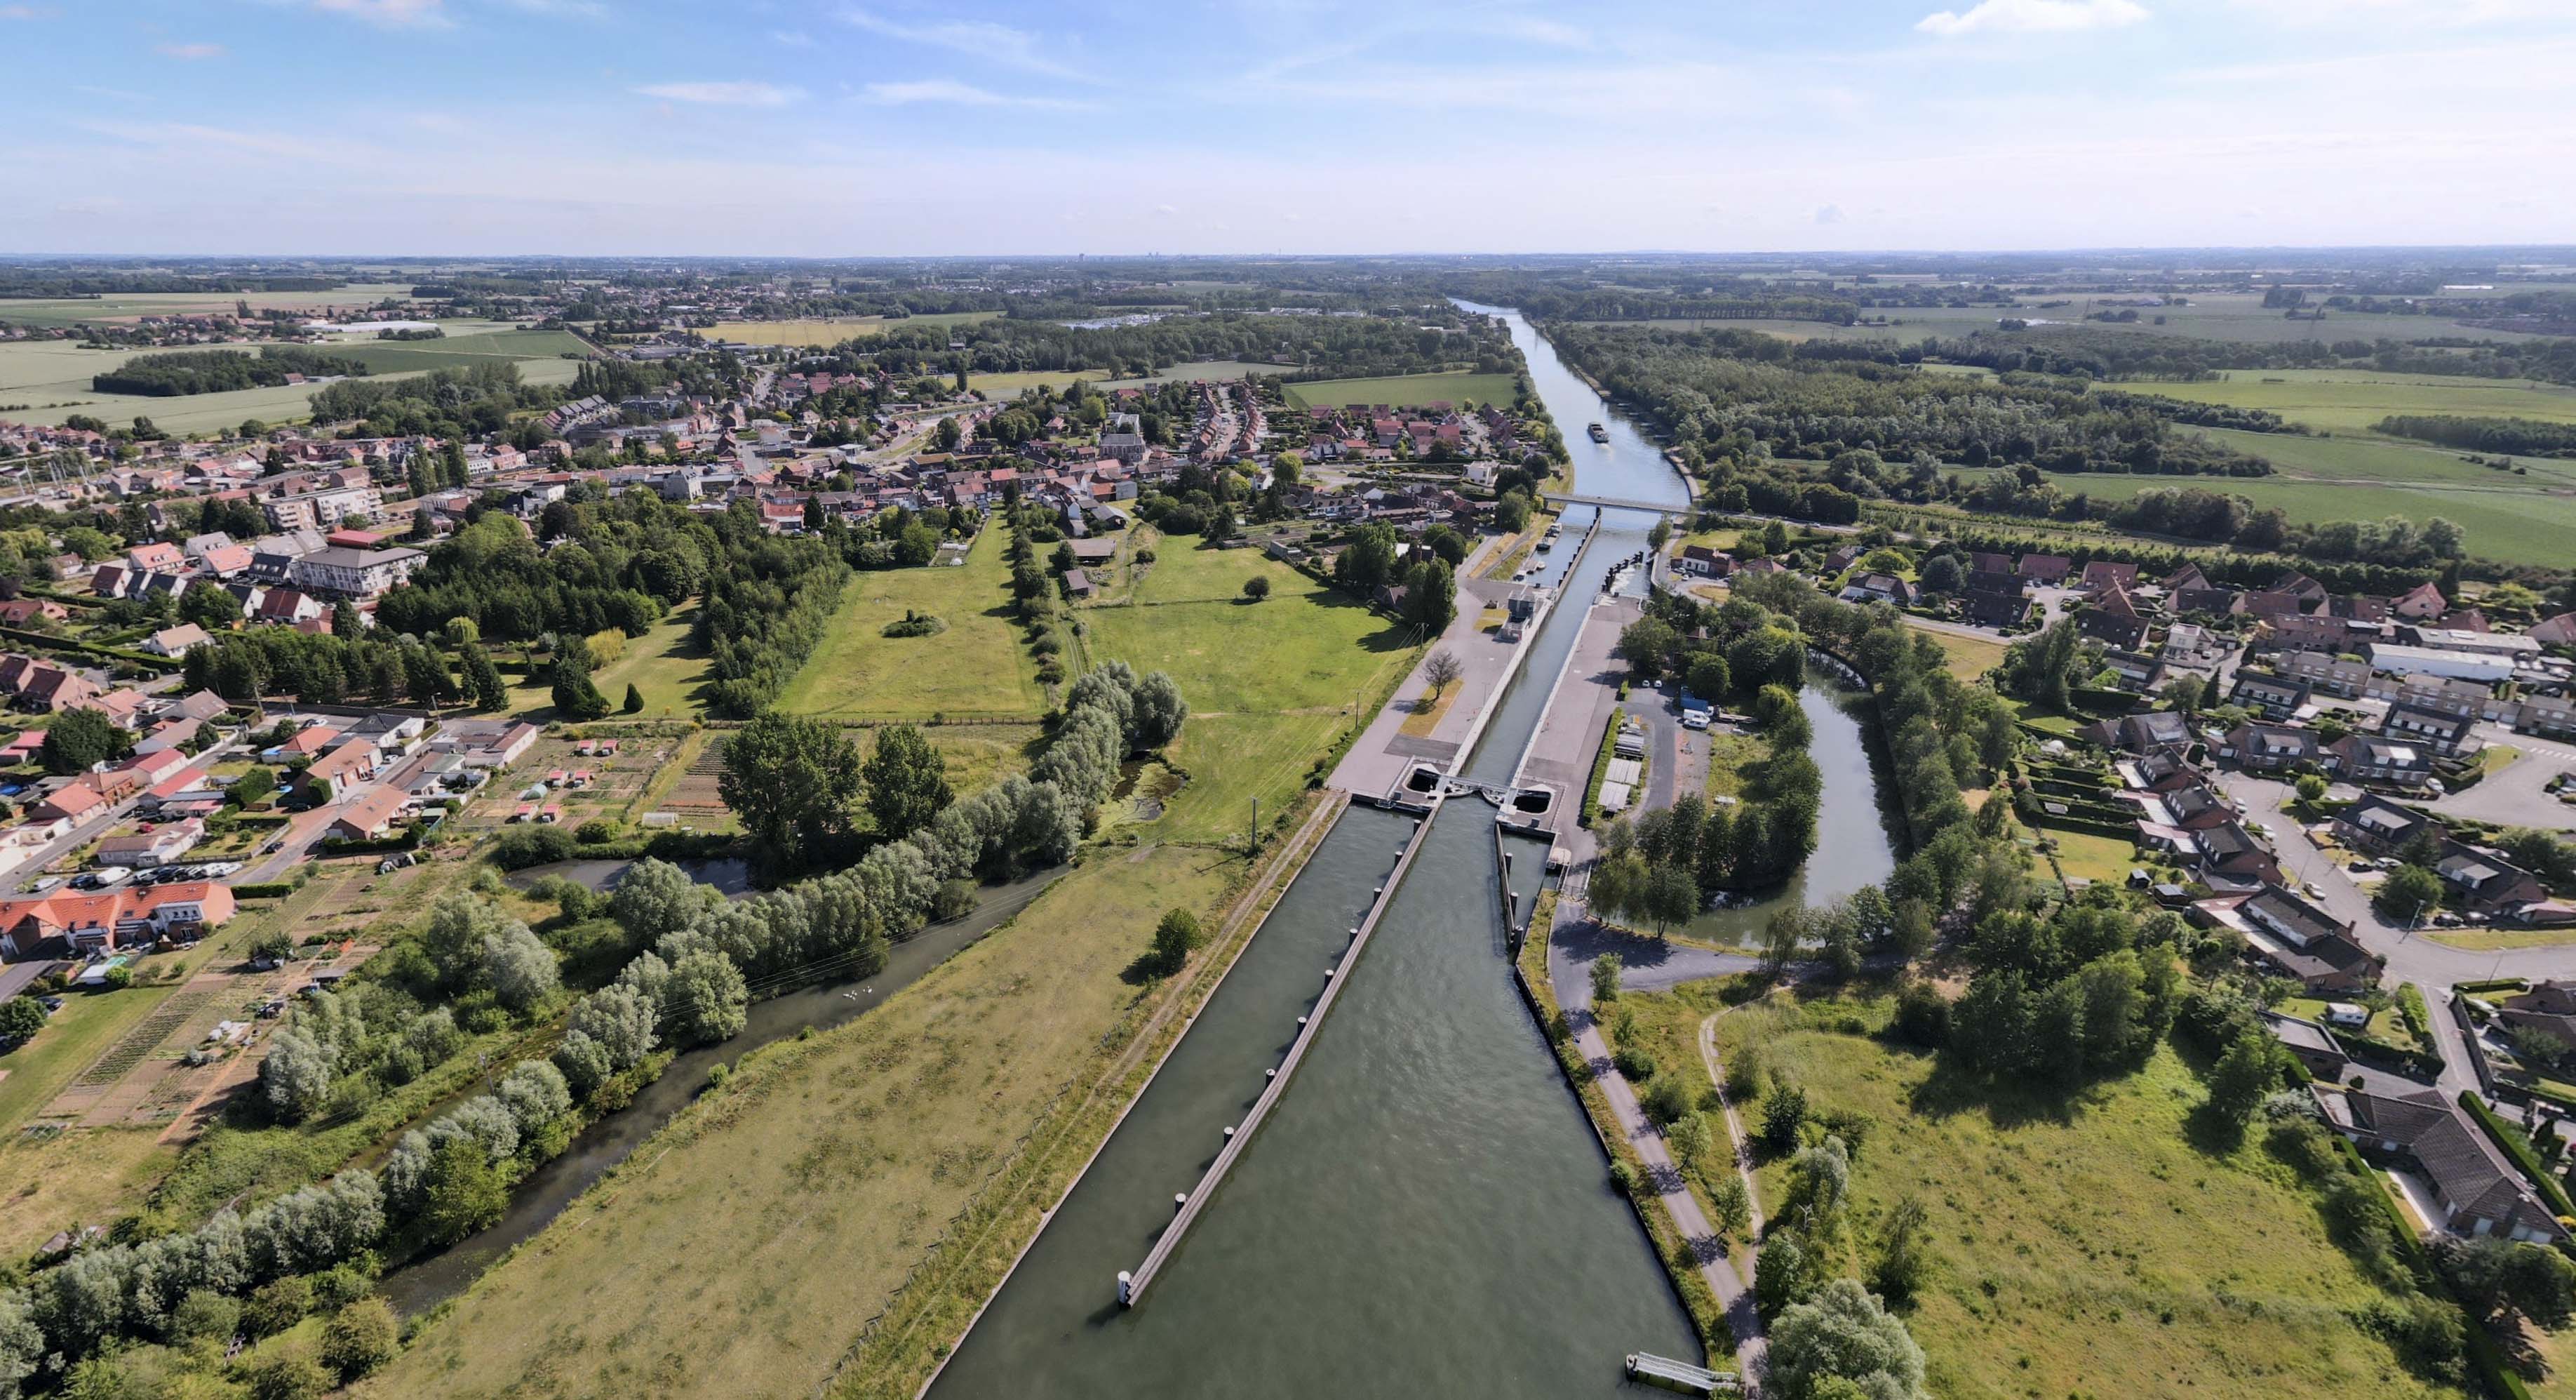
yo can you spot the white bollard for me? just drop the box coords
[1222,1125,1235,1139]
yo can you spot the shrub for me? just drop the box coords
[1613,1044,1658,1081]
[243,1273,314,1338]
[320,1298,400,1382]
[1640,1073,1692,1125]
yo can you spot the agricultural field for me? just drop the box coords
[1617,290,2554,347]
[363,842,1240,1400]
[0,282,422,330]
[1283,370,1520,411]
[0,323,584,432]
[2188,426,2576,491]
[707,310,998,347]
[2109,368,2576,435]
[1649,985,2468,1400]
[1082,540,1415,843]
[777,525,1048,721]
[1096,359,1294,388]
[1939,465,2576,570]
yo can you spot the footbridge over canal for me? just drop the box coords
[1541,491,1686,516]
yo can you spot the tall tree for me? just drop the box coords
[863,724,954,841]
[719,709,863,871]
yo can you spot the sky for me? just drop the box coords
[0,0,2570,257]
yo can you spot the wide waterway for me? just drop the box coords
[925,306,1704,1398]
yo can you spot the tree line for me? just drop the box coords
[92,347,369,397]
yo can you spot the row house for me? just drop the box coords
[2232,885,2376,991]
[2276,650,2370,698]
[2518,694,2576,740]
[2218,721,2316,771]
[2226,672,2309,721]
[2377,702,2477,756]
[2370,673,2504,722]
[2327,734,2436,787]
[0,881,237,960]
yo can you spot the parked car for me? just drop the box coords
[26,876,60,894]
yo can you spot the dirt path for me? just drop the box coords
[1696,1010,1769,1376]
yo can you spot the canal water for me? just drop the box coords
[925,307,1705,1398]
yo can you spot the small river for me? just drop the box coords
[926,307,1709,1398]
[1687,684,1900,945]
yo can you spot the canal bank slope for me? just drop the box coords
[363,792,1348,1400]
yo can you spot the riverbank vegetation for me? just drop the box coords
[1662,982,2475,1399]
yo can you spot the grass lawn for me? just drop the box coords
[1701,729,1763,801]
[777,526,1047,721]
[584,601,709,719]
[363,841,1245,1400]
[1675,987,2468,1400]
[2481,745,2523,774]
[0,1129,176,1260]
[1282,371,1520,411]
[1905,622,2007,684]
[2039,827,2140,886]
[1085,553,1414,844]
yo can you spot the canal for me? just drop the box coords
[924,306,1703,1398]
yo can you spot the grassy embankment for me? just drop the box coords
[1609,982,2474,1399]
[1514,893,1733,1359]
[368,793,1343,1400]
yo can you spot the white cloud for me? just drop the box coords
[1814,204,1844,225]
[635,81,805,107]
[0,4,58,18]
[856,79,1089,109]
[156,41,227,59]
[839,8,1087,81]
[772,29,813,47]
[1917,0,2147,36]
[310,0,451,26]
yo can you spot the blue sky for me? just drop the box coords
[1,0,2570,256]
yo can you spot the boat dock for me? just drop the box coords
[1623,1352,1740,1395]
[1117,792,1445,1307]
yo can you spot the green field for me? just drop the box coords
[2188,427,2576,490]
[1658,987,2469,1400]
[0,324,584,432]
[364,841,1240,1400]
[1903,621,2008,684]
[586,601,710,719]
[709,311,998,347]
[1098,359,1295,388]
[2110,368,2576,434]
[1082,540,1414,842]
[777,526,1047,721]
[1941,465,2576,569]
[1283,370,1520,411]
